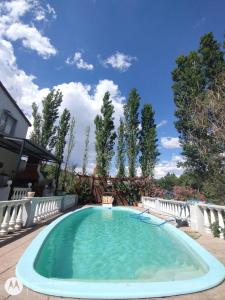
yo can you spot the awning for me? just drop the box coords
[0,135,60,163]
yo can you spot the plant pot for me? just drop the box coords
[27,191,35,198]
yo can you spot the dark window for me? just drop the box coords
[0,110,17,135]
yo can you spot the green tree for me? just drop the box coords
[30,102,41,144]
[124,88,140,177]
[94,92,117,176]
[116,119,126,177]
[62,116,75,189]
[172,32,224,177]
[55,109,71,162]
[41,89,63,150]
[157,173,179,191]
[82,126,90,175]
[139,104,159,176]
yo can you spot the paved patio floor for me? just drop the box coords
[0,208,225,300]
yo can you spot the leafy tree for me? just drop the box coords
[139,104,159,176]
[94,92,116,176]
[82,126,90,175]
[62,116,76,189]
[116,119,126,177]
[172,32,224,177]
[41,89,63,150]
[55,109,71,162]
[179,172,202,191]
[30,102,41,144]
[157,173,179,191]
[124,88,140,177]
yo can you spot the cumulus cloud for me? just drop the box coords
[157,120,168,128]
[0,0,57,59]
[0,39,44,115]
[103,52,137,72]
[0,37,124,171]
[154,155,184,179]
[161,137,181,149]
[66,52,94,70]
[54,80,124,170]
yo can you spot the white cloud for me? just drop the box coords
[161,137,181,149]
[5,23,57,58]
[0,39,43,115]
[154,155,184,179]
[0,0,57,59]
[66,52,94,70]
[54,80,124,169]
[103,52,137,71]
[0,38,124,171]
[157,120,168,128]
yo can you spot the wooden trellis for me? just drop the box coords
[75,174,155,205]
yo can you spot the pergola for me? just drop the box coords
[0,134,61,192]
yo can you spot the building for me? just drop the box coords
[0,81,60,199]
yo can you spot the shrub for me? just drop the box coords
[173,185,205,201]
[210,221,221,238]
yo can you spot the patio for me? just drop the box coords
[0,206,224,300]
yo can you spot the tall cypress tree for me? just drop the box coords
[82,126,90,175]
[55,109,71,162]
[139,104,159,176]
[124,88,140,177]
[41,89,63,150]
[62,116,76,189]
[116,119,126,177]
[94,92,116,176]
[30,102,41,145]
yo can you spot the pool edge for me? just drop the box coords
[16,206,225,299]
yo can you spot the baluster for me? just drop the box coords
[8,205,17,232]
[33,202,39,223]
[37,201,43,221]
[15,204,23,230]
[45,201,50,217]
[0,206,11,236]
[210,208,216,224]
[203,207,211,233]
[0,206,4,233]
[41,201,46,219]
[218,209,225,239]
[175,204,179,217]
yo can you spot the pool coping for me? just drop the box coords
[16,206,225,299]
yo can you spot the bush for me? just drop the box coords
[210,221,221,238]
[173,185,205,201]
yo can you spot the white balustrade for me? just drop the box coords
[198,203,225,238]
[32,196,63,224]
[11,183,32,200]
[0,194,78,237]
[141,196,225,239]
[0,199,30,236]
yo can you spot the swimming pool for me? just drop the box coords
[16,206,225,298]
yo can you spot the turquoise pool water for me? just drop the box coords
[35,207,208,281]
[16,206,225,298]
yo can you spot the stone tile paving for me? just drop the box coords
[0,208,224,300]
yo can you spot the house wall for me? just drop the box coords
[0,148,18,177]
[0,87,29,138]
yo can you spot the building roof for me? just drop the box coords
[0,135,60,163]
[0,81,31,126]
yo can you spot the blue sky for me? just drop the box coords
[0,0,224,177]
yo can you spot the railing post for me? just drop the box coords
[0,206,10,236]
[218,209,225,239]
[189,204,204,232]
[203,207,211,233]
[25,198,37,227]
